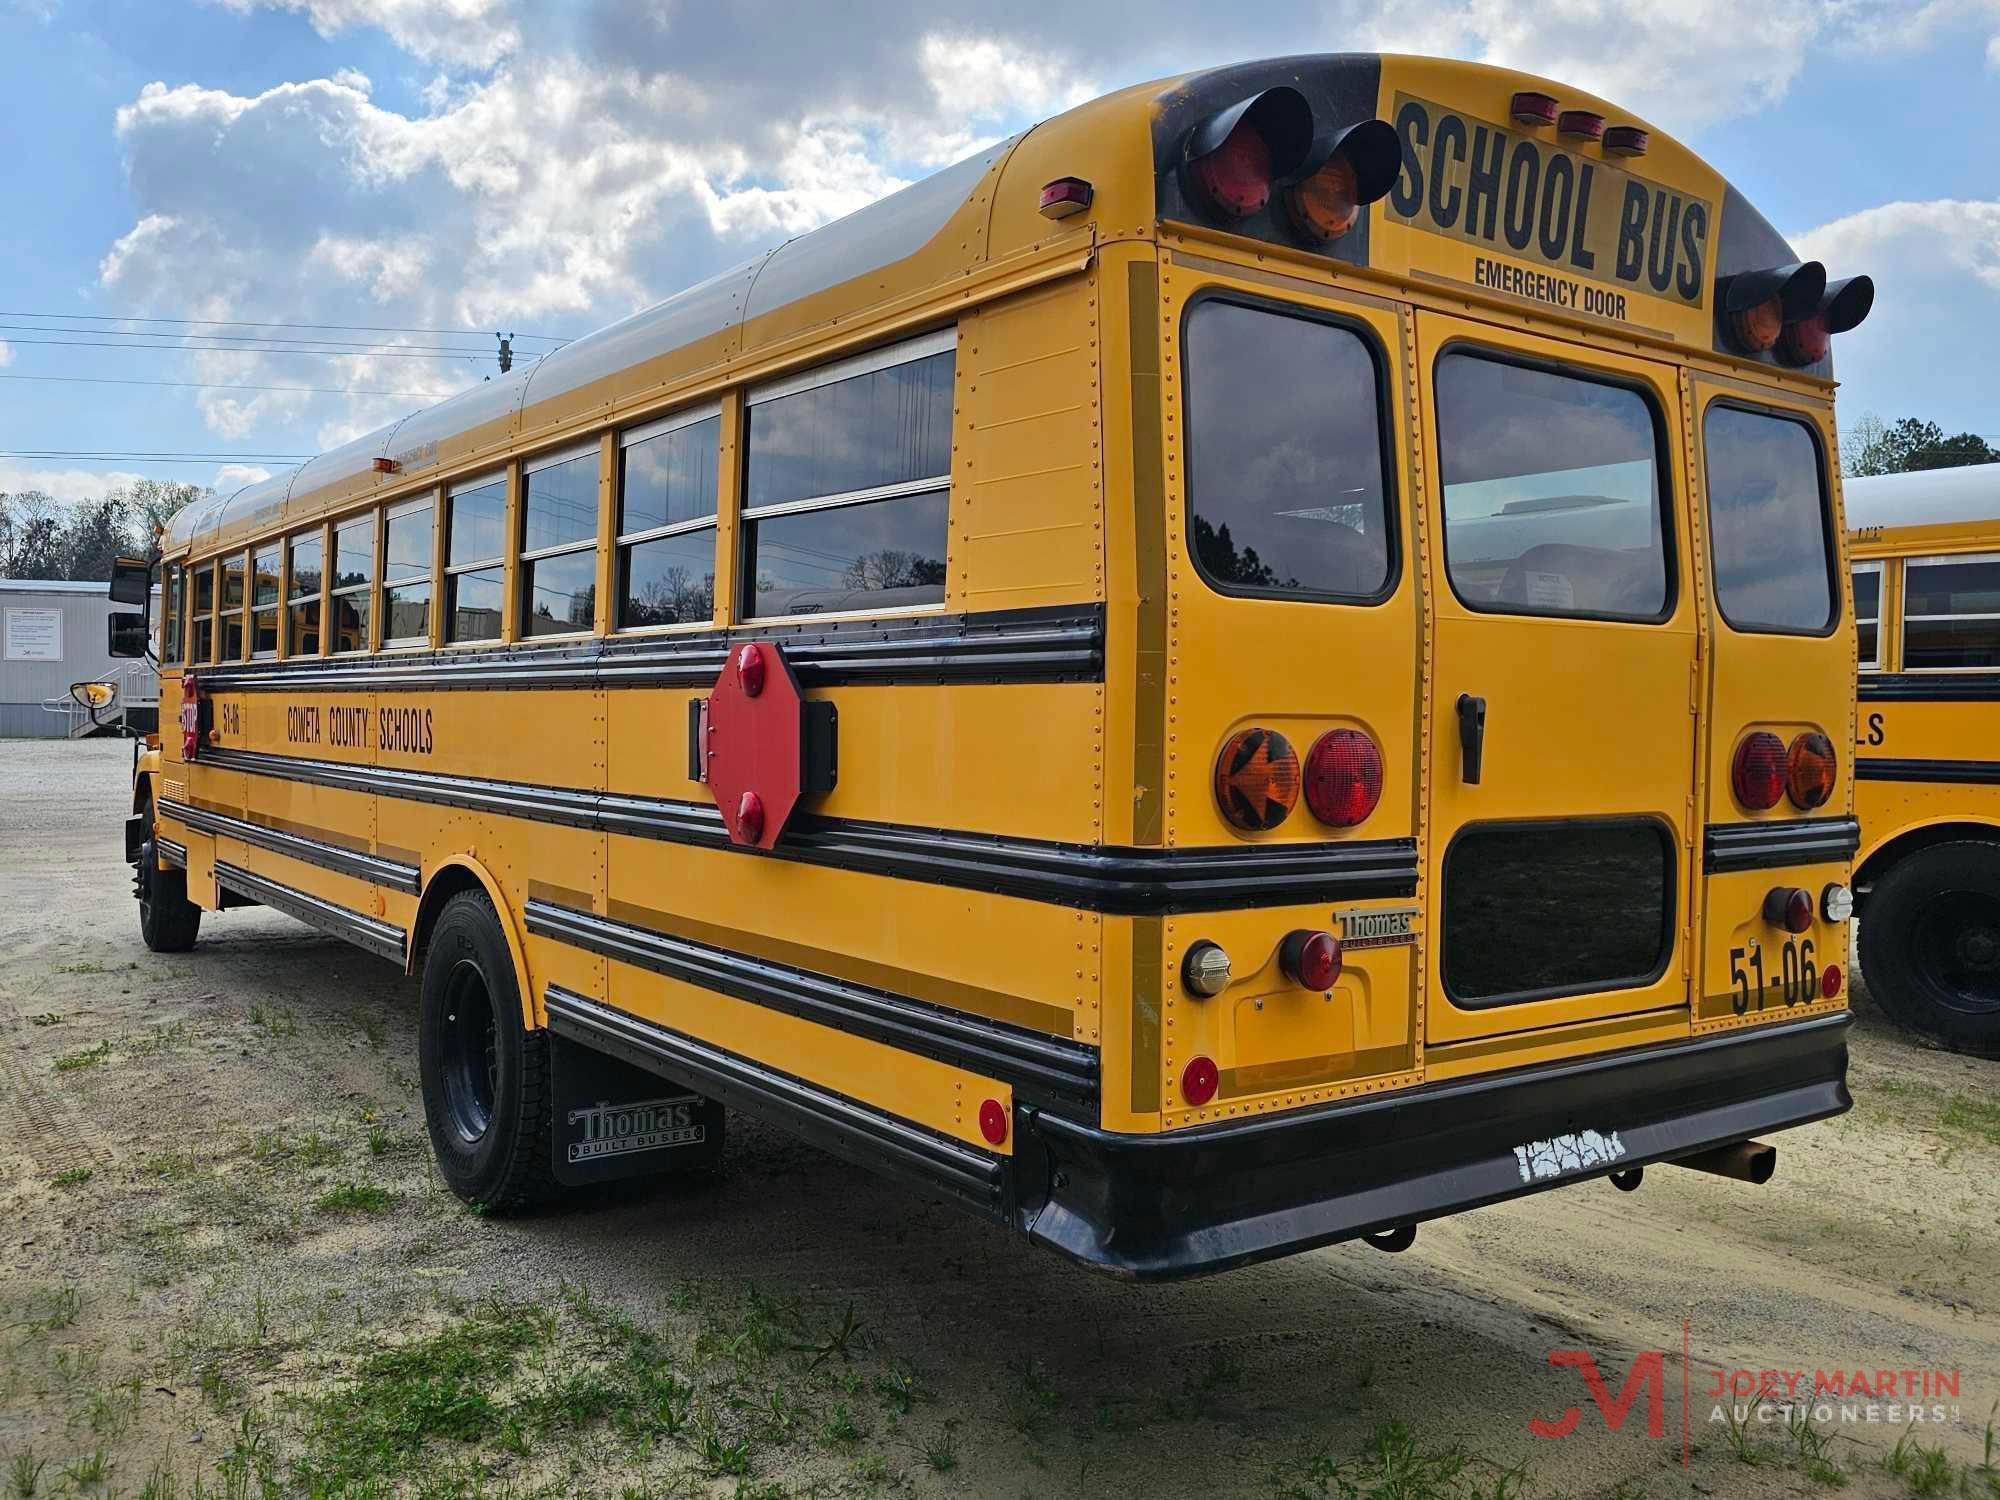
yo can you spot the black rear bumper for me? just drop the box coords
[1013,1013,1850,1280]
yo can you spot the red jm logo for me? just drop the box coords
[1531,1350,1668,1440]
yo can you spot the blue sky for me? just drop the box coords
[1,0,1995,506]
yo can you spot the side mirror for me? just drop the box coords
[108,556,152,606]
[107,611,147,658]
[69,681,116,711]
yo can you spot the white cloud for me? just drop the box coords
[0,464,147,505]
[207,0,519,70]
[0,339,13,368]
[1794,198,2000,430]
[212,463,273,491]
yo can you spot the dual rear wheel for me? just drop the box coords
[1860,840,2000,1059]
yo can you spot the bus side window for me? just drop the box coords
[446,473,506,644]
[618,406,720,629]
[1852,562,1882,669]
[382,495,436,647]
[163,563,183,664]
[219,551,249,661]
[1902,553,2000,670]
[741,332,953,620]
[250,543,280,658]
[190,563,214,664]
[287,529,323,658]
[330,512,376,654]
[520,445,599,638]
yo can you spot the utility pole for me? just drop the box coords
[496,332,514,374]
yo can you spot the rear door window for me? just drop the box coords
[1433,352,1671,621]
[1183,297,1395,601]
[1702,405,1836,634]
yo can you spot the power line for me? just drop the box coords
[1,450,310,461]
[0,336,542,363]
[1,311,573,342]
[0,321,509,354]
[0,373,456,399]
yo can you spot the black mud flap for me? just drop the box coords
[550,1030,725,1187]
[125,812,146,865]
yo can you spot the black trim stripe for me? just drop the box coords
[213,861,406,963]
[158,836,186,869]
[198,604,1104,693]
[526,899,1098,1111]
[1856,758,2000,787]
[543,985,1007,1218]
[1858,672,2000,703]
[160,798,419,894]
[1704,817,1860,874]
[203,746,1420,914]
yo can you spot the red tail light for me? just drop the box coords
[1764,886,1814,934]
[1215,728,1300,831]
[1732,732,1787,811]
[180,673,202,761]
[1180,87,1313,221]
[1303,728,1384,827]
[1181,1055,1219,1107]
[1280,930,1342,991]
[1786,731,1836,810]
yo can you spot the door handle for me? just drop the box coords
[1456,694,1487,785]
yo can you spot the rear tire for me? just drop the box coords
[417,890,558,1210]
[1860,840,2000,1058]
[137,795,201,954]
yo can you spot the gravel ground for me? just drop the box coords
[3,736,1997,1500]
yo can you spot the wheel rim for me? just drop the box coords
[1912,888,2000,1017]
[440,960,500,1144]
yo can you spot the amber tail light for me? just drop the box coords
[1785,731,1836,810]
[1215,728,1300,831]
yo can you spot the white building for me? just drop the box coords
[0,579,160,738]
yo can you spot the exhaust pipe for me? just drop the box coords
[1670,1140,1776,1185]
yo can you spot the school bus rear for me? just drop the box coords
[1002,54,1865,1275]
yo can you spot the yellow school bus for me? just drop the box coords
[117,55,1875,1277]
[1847,465,2000,1056]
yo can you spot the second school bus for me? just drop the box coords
[1847,465,2000,1058]
[118,54,1873,1277]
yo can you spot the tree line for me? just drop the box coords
[1845,416,1998,477]
[0,480,207,582]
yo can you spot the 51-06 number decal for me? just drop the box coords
[1728,938,1818,1014]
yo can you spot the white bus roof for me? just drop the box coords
[1846,464,2000,533]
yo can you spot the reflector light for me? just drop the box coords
[736,642,766,698]
[1038,176,1093,219]
[1181,1055,1219,1107]
[1777,275,1875,367]
[736,790,765,844]
[1822,883,1854,923]
[1183,941,1233,997]
[978,1099,1008,1146]
[1510,91,1559,127]
[1720,262,1826,356]
[1603,125,1649,156]
[1303,728,1384,827]
[1180,87,1313,221]
[1557,110,1605,142]
[1731,732,1787,811]
[1280,930,1342,991]
[1821,963,1843,999]
[372,456,400,474]
[1215,727,1301,831]
[1785,731,1837,810]
[1764,886,1814,934]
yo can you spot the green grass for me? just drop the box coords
[1269,1421,1530,1500]
[50,1167,93,1189]
[60,1449,108,1488]
[9,1449,48,1498]
[315,1183,393,1214]
[28,1013,62,1027]
[52,1041,111,1073]
[366,1126,418,1156]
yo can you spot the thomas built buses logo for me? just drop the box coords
[1530,1328,1965,1463]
